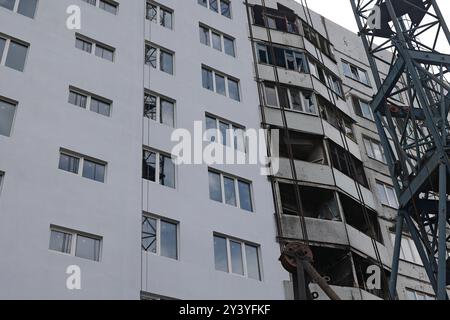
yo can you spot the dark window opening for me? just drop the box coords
[340,193,383,243]
[328,141,368,187]
[279,130,327,164]
[319,96,355,140]
[353,253,390,299]
[310,246,354,287]
[279,183,340,221]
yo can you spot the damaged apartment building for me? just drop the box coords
[0,0,439,300]
[246,0,436,300]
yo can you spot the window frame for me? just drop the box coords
[363,136,387,163]
[198,0,232,19]
[205,113,246,152]
[146,1,173,29]
[58,149,107,183]
[0,35,29,72]
[199,23,236,57]
[202,66,241,101]
[145,42,174,75]
[0,0,38,18]
[213,234,262,280]
[376,180,399,209]
[75,34,115,62]
[144,90,175,127]
[68,86,112,117]
[142,213,179,260]
[142,148,176,189]
[49,225,102,262]
[263,83,317,115]
[342,60,371,87]
[0,96,18,137]
[208,169,253,212]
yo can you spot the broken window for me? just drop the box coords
[310,246,354,287]
[252,5,299,34]
[279,130,327,164]
[328,141,368,187]
[340,193,383,243]
[278,183,340,221]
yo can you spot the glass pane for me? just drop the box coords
[212,32,222,51]
[364,139,374,158]
[96,46,114,61]
[220,0,231,18]
[99,0,117,14]
[245,244,261,280]
[146,3,157,21]
[5,40,28,72]
[219,121,228,146]
[76,38,92,53]
[224,36,235,57]
[0,0,15,10]
[290,89,302,111]
[265,85,278,107]
[205,116,217,143]
[142,216,157,253]
[0,99,16,137]
[90,98,110,117]
[49,230,72,254]
[82,160,105,182]
[68,91,87,108]
[209,0,218,12]
[198,0,207,8]
[228,79,240,101]
[159,154,175,188]
[214,236,228,272]
[230,241,244,275]
[143,151,156,182]
[144,94,157,120]
[233,126,246,152]
[199,26,210,46]
[17,0,38,18]
[160,9,172,29]
[145,46,157,68]
[215,74,226,96]
[224,176,236,206]
[208,171,222,202]
[75,235,100,261]
[59,154,80,174]
[238,180,253,212]
[386,186,398,208]
[161,221,177,259]
[0,38,5,60]
[160,99,174,127]
[202,68,214,91]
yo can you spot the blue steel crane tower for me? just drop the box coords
[350,0,450,299]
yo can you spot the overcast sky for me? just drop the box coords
[297,0,450,35]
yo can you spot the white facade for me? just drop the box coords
[0,0,437,300]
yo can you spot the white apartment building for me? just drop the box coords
[0,0,437,300]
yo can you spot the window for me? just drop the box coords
[208,170,253,212]
[142,214,178,260]
[352,96,374,121]
[199,0,231,18]
[146,2,173,29]
[364,137,386,163]
[213,235,261,280]
[143,149,175,188]
[251,6,299,34]
[405,289,434,300]
[0,98,16,137]
[202,67,240,101]
[329,141,368,187]
[144,92,175,127]
[145,43,174,75]
[301,20,334,59]
[83,159,106,183]
[49,227,101,262]
[0,172,4,190]
[0,0,38,18]
[256,43,308,73]
[68,87,112,117]
[0,36,28,72]
[199,24,235,57]
[99,0,118,14]
[75,35,115,62]
[342,61,371,86]
[263,83,317,114]
[95,44,114,61]
[390,234,422,265]
[58,150,106,183]
[82,0,118,14]
[376,181,398,208]
[205,115,245,152]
